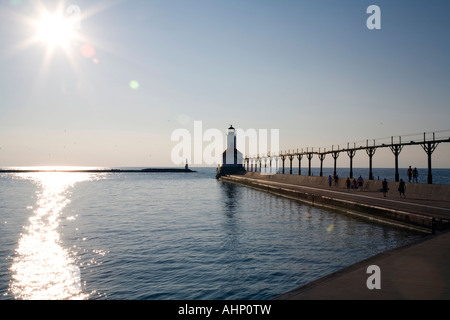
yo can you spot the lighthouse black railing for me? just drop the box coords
[244,130,450,184]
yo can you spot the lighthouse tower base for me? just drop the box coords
[215,164,247,179]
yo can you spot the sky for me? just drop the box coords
[0,0,449,168]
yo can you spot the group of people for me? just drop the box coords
[383,166,417,198]
[327,167,419,198]
[330,174,340,187]
[407,166,419,183]
[381,178,406,198]
[345,176,364,190]
[328,174,339,187]
[328,174,364,190]
[381,167,418,198]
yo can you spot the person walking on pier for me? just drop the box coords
[352,178,358,190]
[398,178,406,198]
[382,178,388,197]
[407,166,413,183]
[412,167,419,183]
[357,175,364,191]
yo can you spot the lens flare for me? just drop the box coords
[80,44,95,58]
[129,80,140,90]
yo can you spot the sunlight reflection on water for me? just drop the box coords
[9,172,92,300]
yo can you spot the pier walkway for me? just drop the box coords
[220,172,450,299]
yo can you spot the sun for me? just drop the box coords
[34,11,78,50]
[5,0,115,74]
[24,3,85,72]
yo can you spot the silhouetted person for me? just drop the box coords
[382,178,388,197]
[352,178,358,190]
[412,167,418,183]
[357,175,364,191]
[398,178,406,198]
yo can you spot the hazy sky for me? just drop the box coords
[0,0,449,168]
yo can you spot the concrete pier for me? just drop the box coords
[221,172,450,232]
[220,172,450,299]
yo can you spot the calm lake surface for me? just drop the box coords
[0,167,431,300]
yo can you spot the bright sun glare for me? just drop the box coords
[35,12,77,48]
[7,0,113,70]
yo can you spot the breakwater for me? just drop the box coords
[220,172,450,233]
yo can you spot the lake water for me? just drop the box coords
[0,167,434,300]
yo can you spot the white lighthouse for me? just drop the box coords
[217,125,245,178]
[223,125,243,166]
[226,125,236,161]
